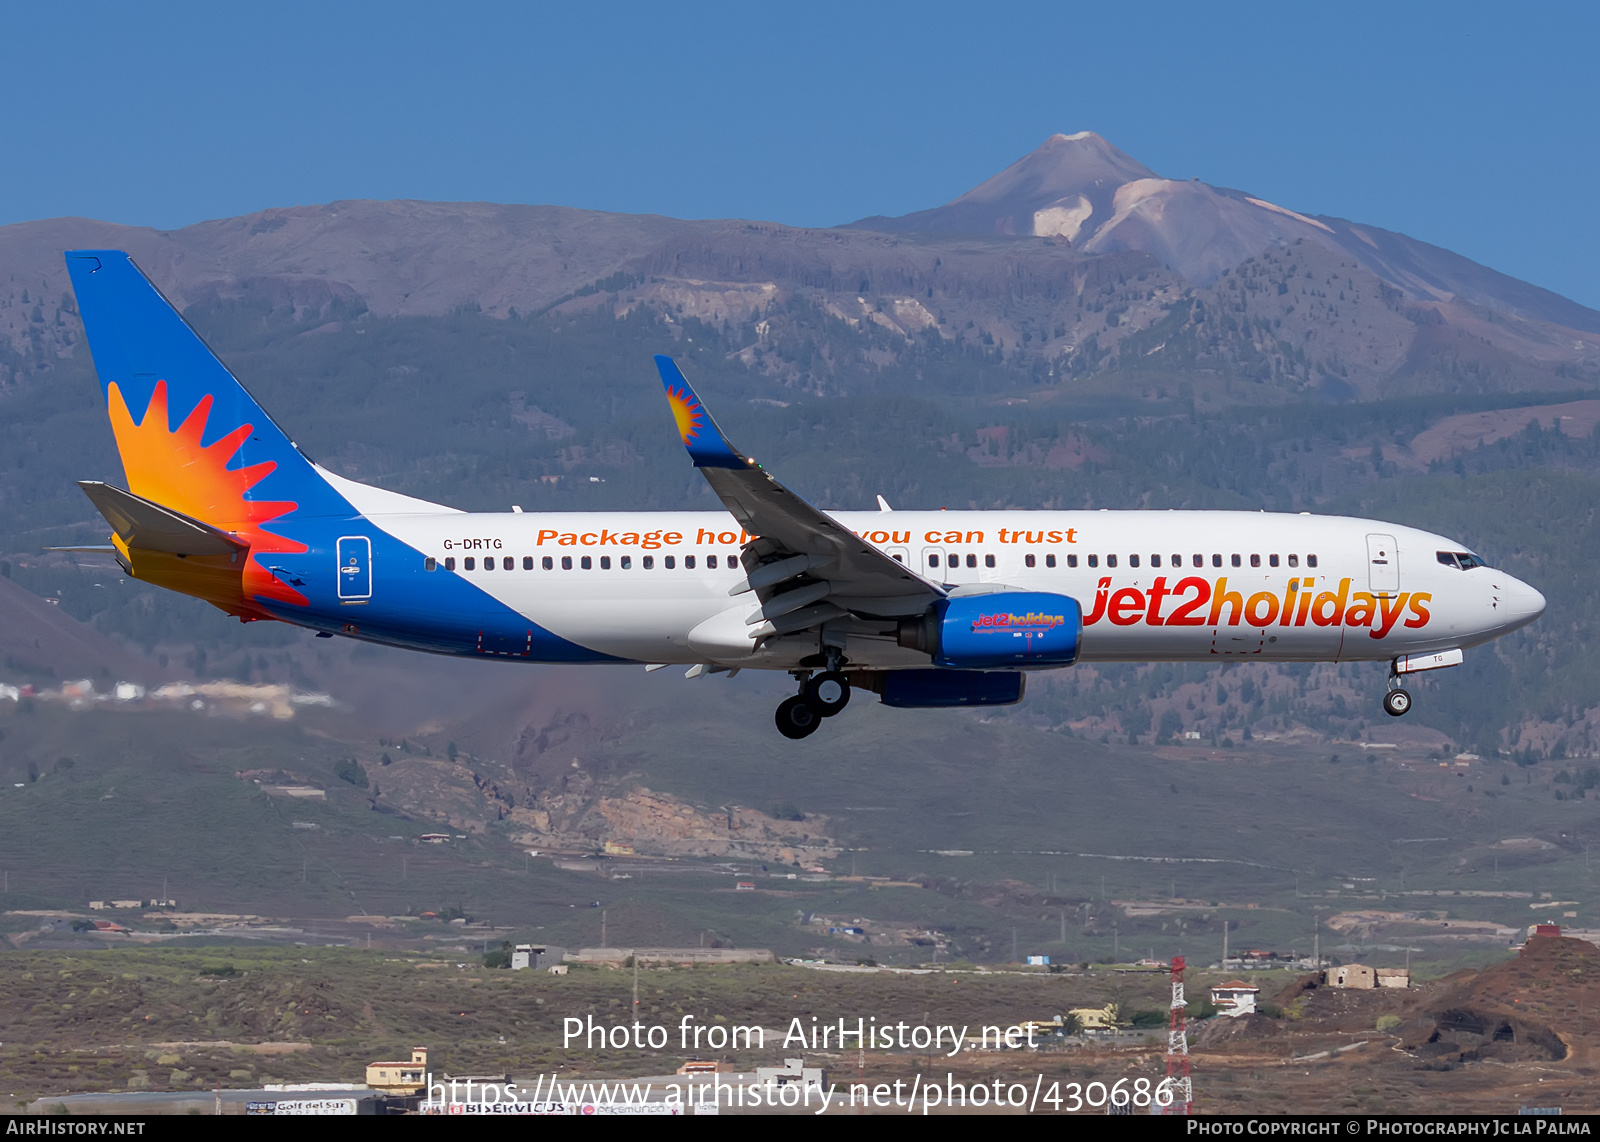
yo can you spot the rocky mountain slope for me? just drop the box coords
[2,133,1596,403]
[850,131,1600,335]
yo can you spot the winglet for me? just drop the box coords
[654,355,747,469]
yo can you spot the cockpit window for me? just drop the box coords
[1438,550,1488,570]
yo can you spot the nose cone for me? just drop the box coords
[1497,575,1546,631]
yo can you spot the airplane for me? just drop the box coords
[61,250,1547,739]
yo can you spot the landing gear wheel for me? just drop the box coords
[1383,688,1412,717]
[775,695,822,739]
[802,671,851,717]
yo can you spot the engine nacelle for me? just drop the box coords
[897,591,1082,669]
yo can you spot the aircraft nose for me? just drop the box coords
[1499,576,1546,627]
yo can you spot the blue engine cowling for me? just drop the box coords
[897,591,1083,669]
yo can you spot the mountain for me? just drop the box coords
[848,132,1600,335]
[4,134,1597,408]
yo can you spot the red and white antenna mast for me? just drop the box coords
[1163,955,1193,1115]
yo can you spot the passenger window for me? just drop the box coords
[928,553,940,568]
[685,556,696,569]
[1193,554,1203,568]
[1129,555,1140,568]
[1288,554,1298,568]
[1307,555,1318,568]
[600,556,611,570]
[892,553,903,563]
[581,556,592,570]
[425,557,437,572]
[1025,553,1036,568]
[1046,554,1057,568]
[1066,554,1077,568]
[621,555,631,569]
[707,555,718,569]
[1250,554,1260,568]
[464,557,475,571]
[665,556,676,569]
[542,556,553,570]
[562,556,572,570]
[1151,555,1160,568]
[1088,555,1099,568]
[1268,554,1279,568]
[523,556,533,570]
[1212,554,1222,567]
[1231,554,1242,568]
[504,557,514,571]
[1171,554,1180,567]
[643,555,653,569]
[728,551,739,567]
[966,554,977,569]
[985,554,995,568]
[444,557,456,571]
[1107,554,1118,568]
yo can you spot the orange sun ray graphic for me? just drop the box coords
[666,385,704,445]
[107,380,309,609]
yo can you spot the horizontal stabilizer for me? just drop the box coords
[78,481,246,557]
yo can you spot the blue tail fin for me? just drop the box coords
[65,250,350,520]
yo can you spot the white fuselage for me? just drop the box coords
[360,506,1545,670]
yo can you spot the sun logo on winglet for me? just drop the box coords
[107,379,309,610]
[666,384,705,446]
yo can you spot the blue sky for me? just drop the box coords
[4,1,1596,307]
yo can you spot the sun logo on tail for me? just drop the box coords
[107,380,309,609]
[665,384,705,446]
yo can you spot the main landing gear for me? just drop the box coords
[774,661,852,740]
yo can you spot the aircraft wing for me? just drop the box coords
[654,356,943,633]
[79,480,246,557]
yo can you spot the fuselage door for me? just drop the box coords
[1366,533,1399,597]
[337,536,373,600]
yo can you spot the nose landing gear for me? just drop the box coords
[1383,664,1412,718]
[774,657,853,739]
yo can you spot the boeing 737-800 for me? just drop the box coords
[62,251,1546,738]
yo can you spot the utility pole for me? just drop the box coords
[1222,920,1229,968]
[632,950,639,1017]
[601,910,607,947]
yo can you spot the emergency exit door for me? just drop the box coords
[337,536,372,600]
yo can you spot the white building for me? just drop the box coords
[1210,980,1259,1017]
[755,1059,825,1091]
[510,944,545,970]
